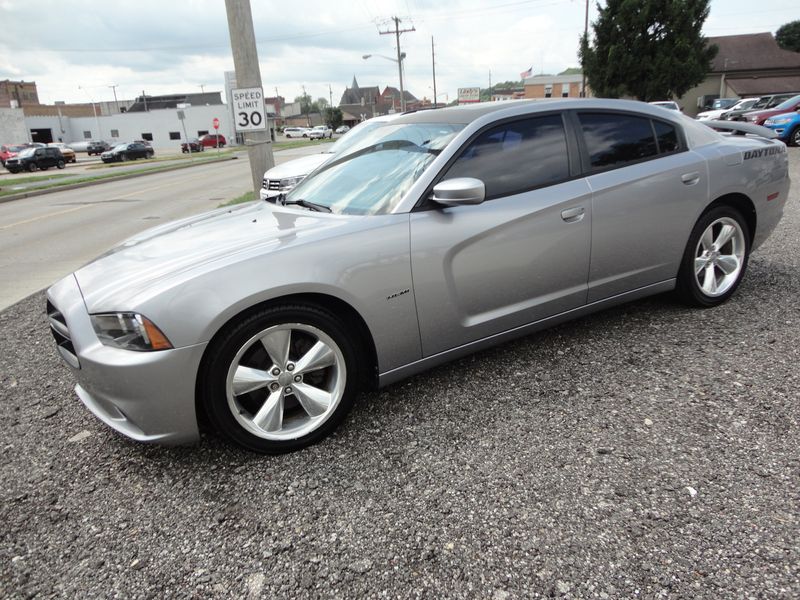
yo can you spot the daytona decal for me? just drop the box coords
[743,146,786,160]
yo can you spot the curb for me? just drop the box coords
[0,155,239,204]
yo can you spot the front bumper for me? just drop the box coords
[47,274,207,444]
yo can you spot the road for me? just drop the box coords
[0,144,328,309]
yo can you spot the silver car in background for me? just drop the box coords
[47,99,790,454]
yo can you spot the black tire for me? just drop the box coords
[147,152,154,159]
[789,126,800,147]
[57,160,65,169]
[675,205,751,307]
[121,154,128,162]
[27,163,37,172]
[200,304,362,454]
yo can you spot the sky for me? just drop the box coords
[1,0,798,107]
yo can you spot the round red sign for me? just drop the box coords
[212,118,220,129]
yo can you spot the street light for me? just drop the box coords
[78,85,102,140]
[363,52,407,111]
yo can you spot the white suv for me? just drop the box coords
[309,125,333,139]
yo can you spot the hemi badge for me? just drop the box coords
[767,192,779,201]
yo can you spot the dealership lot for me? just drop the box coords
[1,149,798,598]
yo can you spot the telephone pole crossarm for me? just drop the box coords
[379,16,415,111]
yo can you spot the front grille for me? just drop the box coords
[46,299,80,369]
[267,179,281,191]
[262,178,268,189]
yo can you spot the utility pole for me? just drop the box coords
[581,0,589,97]
[142,90,148,112]
[431,36,437,108]
[488,69,492,100]
[225,0,274,195]
[328,84,333,109]
[379,16,414,111]
[109,84,120,113]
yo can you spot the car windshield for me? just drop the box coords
[285,122,464,215]
[113,144,127,151]
[18,148,36,157]
[325,119,397,155]
[10,145,27,152]
[774,95,800,110]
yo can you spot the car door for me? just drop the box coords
[410,113,592,357]
[575,111,708,302]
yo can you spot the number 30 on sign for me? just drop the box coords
[232,87,266,132]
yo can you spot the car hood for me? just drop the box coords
[697,109,725,119]
[74,202,353,311]
[263,153,331,180]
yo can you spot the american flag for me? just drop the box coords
[520,66,533,80]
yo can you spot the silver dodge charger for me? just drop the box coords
[47,99,790,453]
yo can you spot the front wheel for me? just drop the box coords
[675,206,750,307]
[200,304,362,454]
[789,126,800,147]
[27,163,37,172]
[57,160,65,169]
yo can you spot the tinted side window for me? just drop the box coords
[579,113,657,169]
[445,114,570,198]
[653,121,679,153]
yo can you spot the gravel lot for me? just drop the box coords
[1,149,798,599]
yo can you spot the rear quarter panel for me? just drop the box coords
[693,137,789,250]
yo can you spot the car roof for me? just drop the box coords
[391,98,689,125]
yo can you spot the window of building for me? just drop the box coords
[83,131,92,139]
[578,113,658,170]
[444,114,570,199]
[169,131,181,140]
[110,129,119,138]
[561,84,570,98]
[141,133,153,141]
[544,85,553,98]
[197,130,209,136]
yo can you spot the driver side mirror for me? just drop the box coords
[431,177,486,206]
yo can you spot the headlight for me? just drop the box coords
[91,313,173,351]
[747,115,759,122]
[766,117,791,125]
[280,176,306,189]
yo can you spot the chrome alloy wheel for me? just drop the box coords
[693,217,746,297]
[225,323,346,440]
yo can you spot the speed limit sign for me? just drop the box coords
[232,87,266,132]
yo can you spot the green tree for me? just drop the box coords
[776,20,800,53]
[325,107,343,130]
[580,0,717,101]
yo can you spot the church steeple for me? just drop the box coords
[350,76,360,91]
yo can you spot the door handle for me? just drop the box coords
[561,206,585,223]
[681,172,700,185]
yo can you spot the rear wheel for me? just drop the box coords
[200,304,361,454]
[675,206,750,307]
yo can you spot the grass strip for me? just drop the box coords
[218,190,257,208]
[0,158,233,198]
[0,173,72,187]
[85,150,236,170]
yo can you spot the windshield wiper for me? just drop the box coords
[283,198,332,213]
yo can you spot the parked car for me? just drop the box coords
[309,125,333,139]
[100,142,154,163]
[199,134,226,148]
[283,127,310,138]
[743,94,800,126]
[696,97,758,121]
[649,101,680,111]
[723,93,798,121]
[47,143,77,163]
[260,114,404,201]
[47,99,790,454]
[5,146,65,173]
[181,139,205,153]
[335,125,350,134]
[763,111,800,146]
[0,144,31,167]
[87,140,111,156]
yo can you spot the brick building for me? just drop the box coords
[0,79,40,108]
